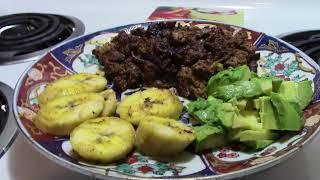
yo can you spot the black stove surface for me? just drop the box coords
[0,82,17,158]
[0,90,8,134]
[0,13,85,64]
[280,30,320,65]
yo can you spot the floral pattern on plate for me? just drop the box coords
[61,140,207,177]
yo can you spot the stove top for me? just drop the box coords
[0,13,85,65]
[279,30,320,65]
[0,89,8,134]
[0,82,17,158]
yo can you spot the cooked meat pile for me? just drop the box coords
[93,22,260,99]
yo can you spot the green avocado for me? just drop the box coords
[211,80,263,101]
[207,96,224,104]
[270,92,303,131]
[187,97,221,125]
[216,103,237,128]
[278,80,313,110]
[228,129,278,145]
[208,65,251,95]
[258,96,279,130]
[193,124,227,153]
[257,76,283,92]
[271,76,283,92]
[245,99,256,110]
[211,76,277,101]
[252,77,273,95]
[232,110,262,130]
[228,98,247,111]
[209,73,284,101]
[192,66,310,151]
[187,98,211,112]
[187,97,237,128]
[253,98,260,110]
[192,106,219,125]
[237,129,279,141]
[244,140,274,149]
[249,71,259,79]
[228,129,242,141]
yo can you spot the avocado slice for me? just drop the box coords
[211,76,277,101]
[193,124,227,153]
[278,80,313,110]
[188,97,238,128]
[228,130,276,150]
[270,92,303,131]
[216,103,237,128]
[228,98,247,111]
[252,77,273,95]
[253,98,260,110]
[187,97,211,112]
[232,110,262,130]
[228,129,242,141]
[211,80,263,101]
[258,96,279,130]
[208,65,251,95]
[210,74,284,101]
[244,140,274,149]
[192,106,219,125]
[245,100,256,110]
[271,77,283,92]
[187,97,221,125]
[237,129,279,141]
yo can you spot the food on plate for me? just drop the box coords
[186,96,237,128]
[193,124,226,153]
[38,73,107,106]
[208,66,277,101]
[100,89,117,116]
[187,65,313,150]
[93,22,260,99]
[277,80,313,110]
[135,116,195,156]
[70,117,135,163]
[34,93,105,135]
[269,93,303,131]
[229,129,279,149]
[32,19,315,165]
[116,87,183,126]
[207,65,252,95]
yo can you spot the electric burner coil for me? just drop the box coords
[0,13,85,65]
[279,30,320,65]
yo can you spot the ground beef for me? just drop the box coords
[93,22,260,99]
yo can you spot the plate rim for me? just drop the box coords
[12,19,320,180]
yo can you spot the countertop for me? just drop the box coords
[1,0,320,179]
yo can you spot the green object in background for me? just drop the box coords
[190,8,244,26]
[148,6,245,26]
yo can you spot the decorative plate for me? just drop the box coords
[13,20,320,179]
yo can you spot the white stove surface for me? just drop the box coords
[1,0,320,179]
